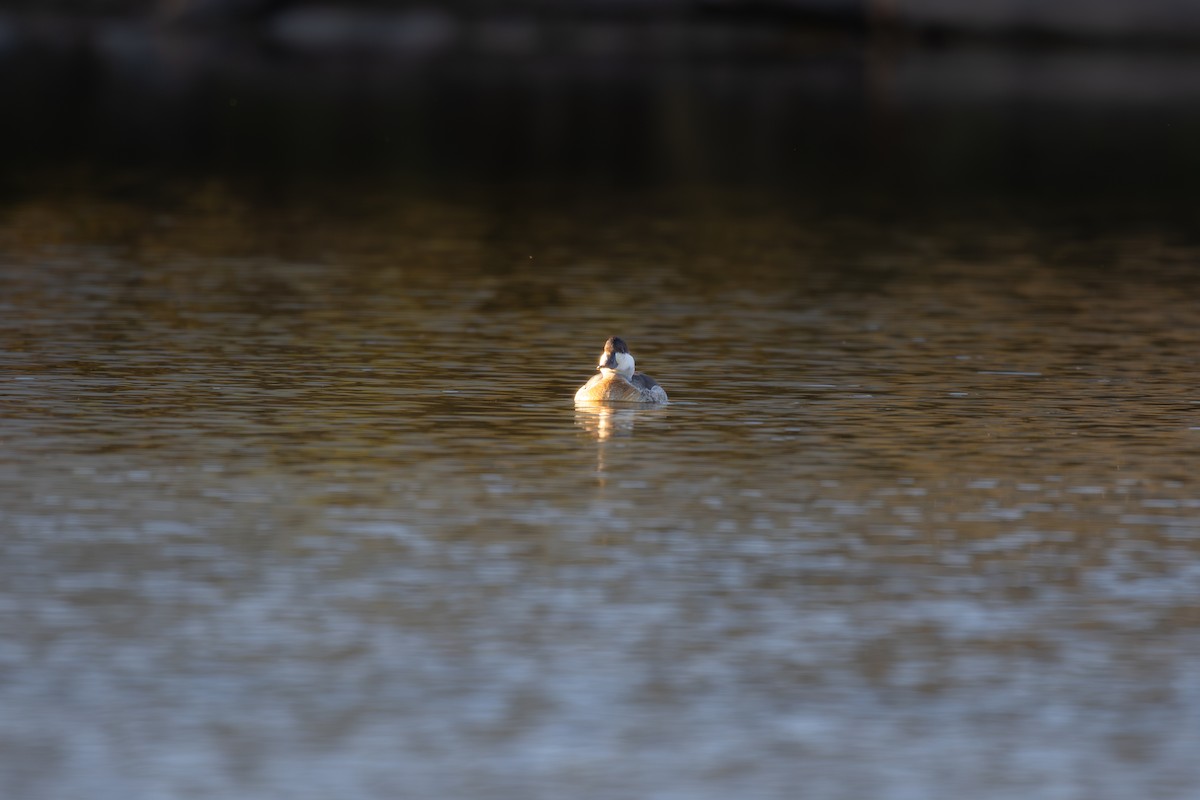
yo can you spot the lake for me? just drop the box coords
[2,170,1199,799]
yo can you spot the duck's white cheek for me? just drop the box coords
[617,352,635,375]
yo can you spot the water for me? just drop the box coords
[2,175,1199,799]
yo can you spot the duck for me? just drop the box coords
[574,336,669,405]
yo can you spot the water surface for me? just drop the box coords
[2,176,1199,799]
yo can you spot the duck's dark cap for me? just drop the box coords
[603,336,629,353]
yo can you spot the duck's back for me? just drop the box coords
[575,372,655,404]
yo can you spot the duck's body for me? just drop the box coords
[574,336,668,405]
[574,370,667,404]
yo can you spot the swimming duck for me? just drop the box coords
[574,336,669,405]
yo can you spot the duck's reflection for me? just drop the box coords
[574,405,644,441]
[575,404,671,486]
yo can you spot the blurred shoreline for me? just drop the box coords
[2,2,1199,230]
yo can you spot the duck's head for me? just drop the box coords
[597,336,635,378]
